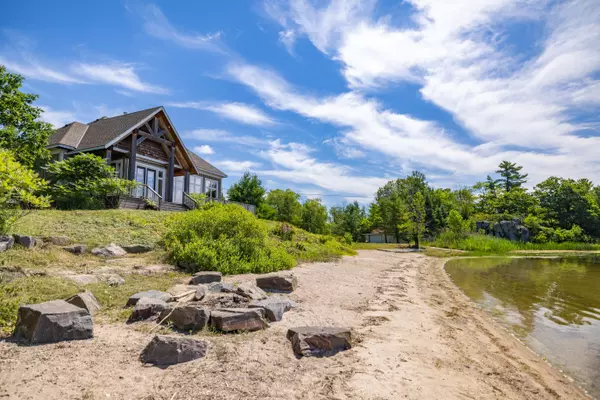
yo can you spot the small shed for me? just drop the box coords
[364,229,400,243]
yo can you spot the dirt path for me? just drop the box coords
[0,251,586,400]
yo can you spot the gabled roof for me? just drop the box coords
[188,150,227,178]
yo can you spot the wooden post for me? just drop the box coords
[105,148,112,163]
[128,132,137,180]
[184,170,190,194]
[167,143,175,202]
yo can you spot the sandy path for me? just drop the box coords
[0,251,586,400]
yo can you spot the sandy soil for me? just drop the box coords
[0,251,587,400]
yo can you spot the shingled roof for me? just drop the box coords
[188,150,227,178]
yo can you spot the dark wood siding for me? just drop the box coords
[138,140,169,162]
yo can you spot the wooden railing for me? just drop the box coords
[182,192,197,210]
[130,182,162,209]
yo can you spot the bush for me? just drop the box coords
[272,222,295,241]
[163,203,296,274]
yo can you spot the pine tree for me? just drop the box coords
[495,161,528,191]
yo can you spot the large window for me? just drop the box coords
[189,175,203,194]
[205,178,219,200]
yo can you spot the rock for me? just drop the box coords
[13,235,37,249]
[194,285,207,301]
[159,303,210,331]
[64,244,87,255]
[189,271,222,285]
[140,335,208,366]
[167,284,200,302]
[287,327,352,357]
[106,275,125,286]
[203,282,235,293]
[126,290,172,306]
[128,297,168,322]
[256,273,297,293]
[249,296,297,322]
[477,219,529,242]
[210,308,268,332]
[201,292,249,309]
[13,300,93,344]
[0,236,15,252]
[66,291,101,315]
[44,236,71,246]
[236,282,268,300]
[122,244,153,254]
[91,243,127,257]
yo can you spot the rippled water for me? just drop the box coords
[445,257,600,398]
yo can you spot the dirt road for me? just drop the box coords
[0,251,586,399]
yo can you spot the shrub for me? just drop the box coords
[272,222,295,241]
[163,203,296,274]
[188,193,208,209]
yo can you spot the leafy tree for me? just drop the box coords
[494,188,537,218]
[264,189,302,225]
[367,202,383,230]
[330,201,369,242]
[0,149,50,234]
[495,161,528,191]
[0,66,54,168]
[446,209,469,240]
[300,198,329,234]
[375,180,404,242]
[45,153,135,209]
[227,171,266,206]
[452,187,475,220]
[402,191,426,248]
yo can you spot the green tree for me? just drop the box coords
[300,198,329,234]
[227,171,266,206]
[0,66,54,168]
[495,161,528,191]
[452,187,475,220]
[402,191,426,248]
[45,153,135,209]
[367,202,383,230]
[330,201,369,242]
[0,149,50,234]
[264,189,302,225]
[446,209,468,239]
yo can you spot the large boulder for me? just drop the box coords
[64,244,87,255]
[44,236,71,246]
[210,308,268,332]
[13,300,93,344]
[128,297,168,322]
[159,303,210,331]
[189,271,222,285]
[140,335,208,366]
[236,282,268,300]
[201,293,249,309]
[477,219,530,242]
[256,273,297,293]
[122,244,153,254]
[66,291,101,315]
[13,235,37,250]
[249,296,297,322]
[91,243,127,257]
[126,290,172,306]
[287,327,352,357]
[0,236,15,252]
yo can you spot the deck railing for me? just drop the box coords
[130,182,162,209]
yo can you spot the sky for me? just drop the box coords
[1,0,599,206]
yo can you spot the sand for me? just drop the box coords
[0,251,587,399]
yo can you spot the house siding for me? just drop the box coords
[138,140,168,162]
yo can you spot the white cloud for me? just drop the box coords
[324,137,365,159]
[193,145,215,155]
[278,30,297,54]
[215,160,262,172]
[73,62,169,94]
[39,105,77,128]
[169,101,276,126]
[141,5,224,52]
[0,56,85,84]
[182,129,269,147]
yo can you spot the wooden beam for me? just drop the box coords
[128,132,137,180]
[136,130,173,146]
[153,117,159,136]
[167,143,175,202]
[184,170,190,194]
[105,148,112,163]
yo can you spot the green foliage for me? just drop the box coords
[45,153,135,209]
[227,171,266,206]
[300,198,329,234]
[402,191,426,248]
[495,160,528,191]
[264,188,302,224]
[446,209,469,240]
[0,66,54,168]
[188,193,208,209]
[272,222,295,241]
[330,201,369,242]
[163,203,296,274]
[0,149,50,234]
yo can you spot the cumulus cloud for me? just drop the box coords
[73,62,169,94]
[169,101,276,126]
[193,145,215,155]
[215,160,262,172]
[182,129,269,146]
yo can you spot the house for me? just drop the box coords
[364,228,401,243]
[47,106,227,211]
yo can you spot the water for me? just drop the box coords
[445,257,600,397]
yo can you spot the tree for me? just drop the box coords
[0,149,50,234]
[300,198,329,234]
[403,191,426,248]
[0,66,54,168]
[367,202,383,230]
[452,187,475,220]
[330,201,369,242]
[495,161,528,191]
[446,209,468,240]
[264,189,302,225]
[227,171,266,207]
[45,153,135,209]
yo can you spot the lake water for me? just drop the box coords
[445,257,600,398]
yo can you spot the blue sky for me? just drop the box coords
[1,0,599,206]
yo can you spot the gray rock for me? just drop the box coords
[0,236,15,252]
[210,308,268,332]
[159,303,210,331]
[194,285,207,301]
[249,296,297,322]
[189,271,222,285]
[203,282,235,293]
[477,219,530,242]
[287,327,351,357]
[128,297,167,322]
[13,300,93,344]
[66,291,101,315]
[256,273,297,293]
[201,292,249,309]
[13,235,37,249]
[236,282,268,300]
[167,284,200,302]
[140,335,208,366]
[126,290,172,306]
[44,236,71,246]
[64,244,87,255]
[91,243,127,257]
[106,275,125,286]
[122,244,153,254]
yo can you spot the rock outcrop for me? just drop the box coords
[287,326,351,357]
[476,219,530,242]
[140,335,208,366]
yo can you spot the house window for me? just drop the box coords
[205,178,218,200]
[189,175,203,194]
